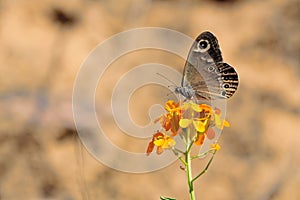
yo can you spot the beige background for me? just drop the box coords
[0,0,299,199]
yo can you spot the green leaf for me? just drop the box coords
[160,196,176,200]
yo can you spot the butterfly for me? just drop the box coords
[175,31,239,101]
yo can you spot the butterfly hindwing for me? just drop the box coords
[217,62,239,98]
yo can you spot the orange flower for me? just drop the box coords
[146,132,176,156]
[194,133,205,146]
[148,101,230,152]
[178,102,232,146]
[165,100,181,114]
[155,100,182,136]
[199,104,213,114]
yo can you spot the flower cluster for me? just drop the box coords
[146,100,229,155]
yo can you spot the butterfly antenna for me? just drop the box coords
[166,91,175,97]
[156,73,178,88]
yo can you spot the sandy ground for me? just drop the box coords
[0,0,300,199]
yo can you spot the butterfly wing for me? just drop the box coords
[181,31,239,100]
[216,62,239,98]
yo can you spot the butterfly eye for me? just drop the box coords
[197,39,210,52]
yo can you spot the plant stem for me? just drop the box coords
[186,149,195,200]
[192,150,216,184]
[191,149,213,160]
[185,128,195,200]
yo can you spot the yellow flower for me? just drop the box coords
[146,132,176,155]
[178,118,191,128]
[193,119,209,133]
[179,101,211,134]
[212,107,230,129]
[148,100,231,152]
[210,143,221,151]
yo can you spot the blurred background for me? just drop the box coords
[0,0,299,199]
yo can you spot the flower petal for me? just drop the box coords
[190,102,202,112]
[193,120,206,133]
[162,137,176,148]
[165,100,180,112]
[206,128,215,140]
[146,141,155,156]
[181,102,190,110]
[223,120,230,127]
[179,119,192,128]
[156,146,163,155]
[214,107,222,115]
[211,143,221,151]
[153,132,164,138]
[214,114,223,129]
[154,115,163,124]
[194,133,205,146]
[153,138,164,146]
[200,104,212,113]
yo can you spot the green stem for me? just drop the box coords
[172,148,187,166]
[191,149,213,160]
[192,150,217,184]
[179,156,187,166]
[185,128,195,200]
[173,147,185,155]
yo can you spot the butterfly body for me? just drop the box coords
[175,31,239,101]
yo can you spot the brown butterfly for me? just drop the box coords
[175,31,239,101]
